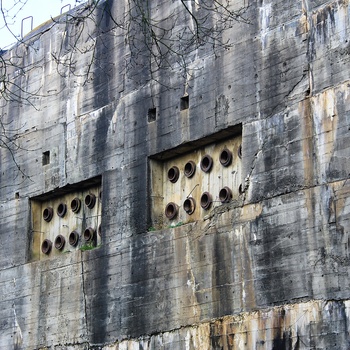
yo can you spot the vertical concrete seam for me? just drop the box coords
[302,0,314,96]
[63,121,68,181]
[183,223,201,320]
[241,138,267,205]
[80,252,89,343]
[13,301,23,350]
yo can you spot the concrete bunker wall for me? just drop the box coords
[1,0,350,349]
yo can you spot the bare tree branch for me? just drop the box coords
[0,0,250,176]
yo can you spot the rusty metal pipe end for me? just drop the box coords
[167,166,180,183]
[85,194,96,209]
[57,203,67,217]
[71,197,81,213]
[183,197,196,215]
[200,154,213,173]
[200,192,213,210]
[219,186,232,203]
[184,161,196,178]
[43,207,53,222]
[69,231,79,246]
[54,234,66,250]
[41,239,52,254]
[219,148,232,167]
[83,227,96,242]
[238,144,242,159]
[165,202,178,220]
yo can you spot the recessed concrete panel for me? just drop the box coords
[30,184,102,261]
[150,134,242,228]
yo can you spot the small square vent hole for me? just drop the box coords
[180,95,189,111]
[42,151,50,165]
[148,107,157,122]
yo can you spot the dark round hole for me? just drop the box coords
[41,239,52,254]
[84,227,96,242]
[43,207,53,222]
[200,192,212,210]
[219,186,232,203]
[183,198,196,215]
[98,224,102,237]
[167,166,180,183]
[54,235,65,250]
[57,203,67,217]
[165,202,178,219]
[184,161,196,178]
[69,231,79,246]
[219,148,232,167]
[238,144,242,159]
[71,198,81,213]
[200,154,213,173]
[85,194,96,209]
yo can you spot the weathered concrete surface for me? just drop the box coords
[103,299,350,350]
[1,0,350,349]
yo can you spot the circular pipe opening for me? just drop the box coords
[165,202,178,220]
[85,193,96,209]
[69,231,79,246]
[200,154,213,173]
[54,234,66,250]
[83,227,96,242]
[183,197,196,215]
[43,207,53,222]
[219,186,232,203]
[184,161,196,178]
[200,192,213,210]
[71,197,81,213]
[167,166,179,183]
[57,203,67,217]
[219,148,232,167]
[238,144,242,159]
[41,239,52,254]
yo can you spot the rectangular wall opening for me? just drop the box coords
[42,151,50,165]
[180,95,189,110]
[149,125,243,230]
[30,176,102,261]
[148,107,157,122]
